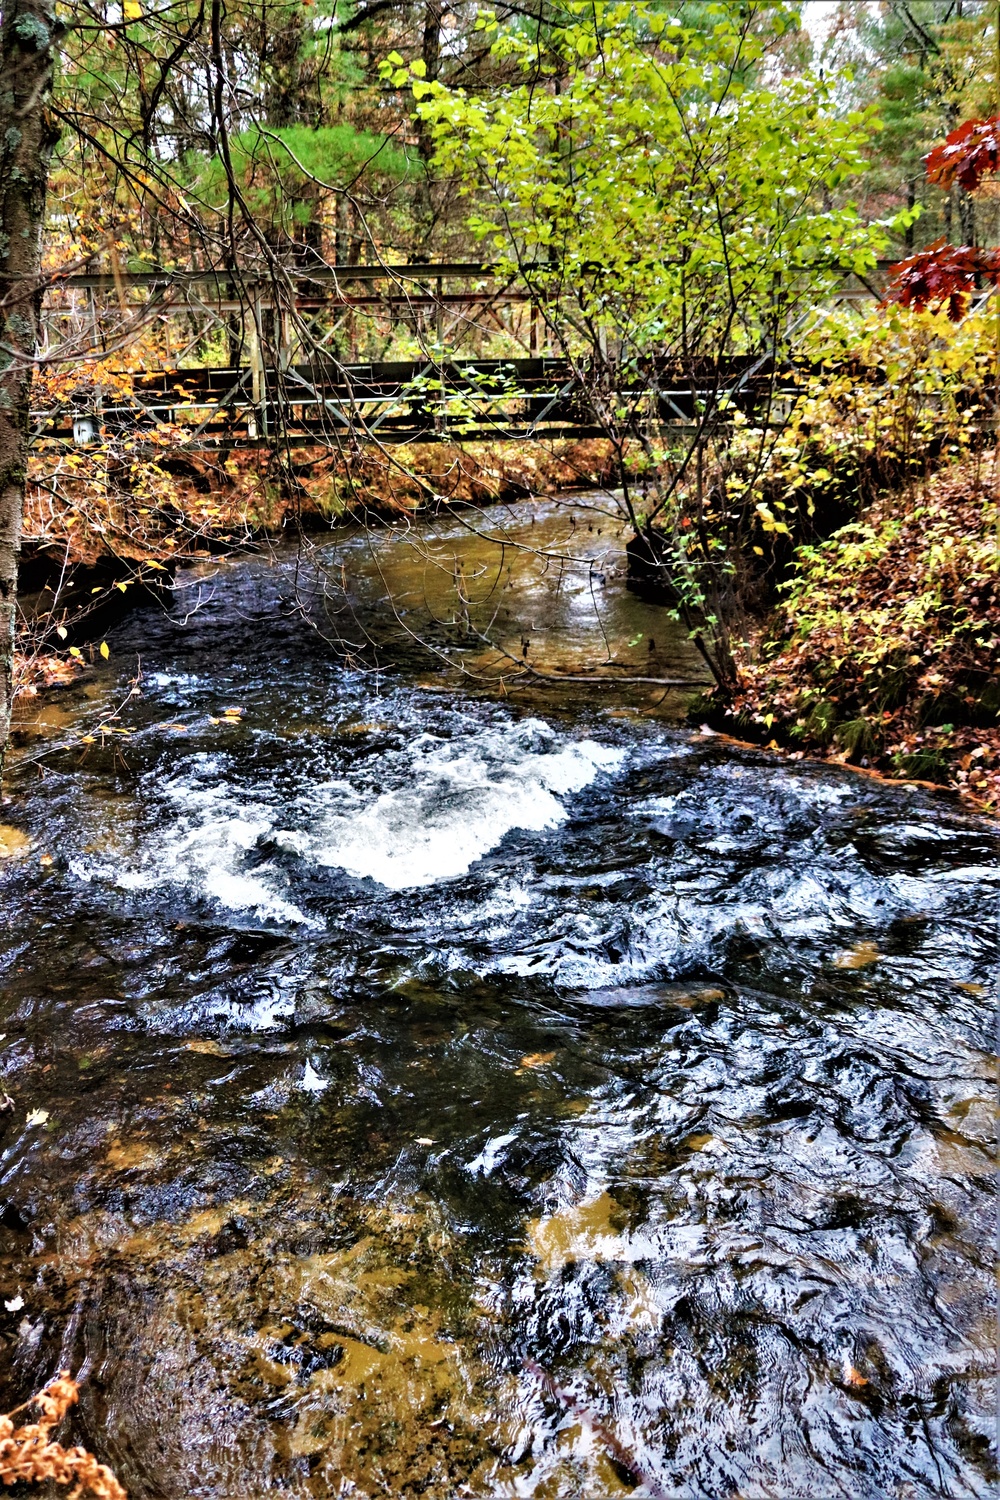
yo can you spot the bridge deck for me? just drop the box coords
[34,355,788,449]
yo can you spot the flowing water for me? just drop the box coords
[0,496,996,1499]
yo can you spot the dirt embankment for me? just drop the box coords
[23,438,616,569]
[725,461,1000,811]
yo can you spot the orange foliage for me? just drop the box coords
[0,1372,126,1498]
[729,461,1000,810]
[924,114,1000,192]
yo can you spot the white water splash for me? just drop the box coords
[76,758,314,926]
[304,719,623,890]
[114,794,313,926]
[75,719,623,918]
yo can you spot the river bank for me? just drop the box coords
[18,445,1000,815]
[725,459,1000,812]
[23,438,616,569]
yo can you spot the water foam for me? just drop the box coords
[77,719,623,918]
[83,758,315,926]
[306,719,623,889]
[115,793,312,927]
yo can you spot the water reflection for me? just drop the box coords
[301,493,710,691]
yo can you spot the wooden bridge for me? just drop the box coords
[32,260,879,450]
[36,354,798,448]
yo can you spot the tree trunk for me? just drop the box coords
[0,0,57,785]
[413,2,442,257]
[905,177,916,250]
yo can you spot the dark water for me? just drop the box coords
[0,499,996,1499]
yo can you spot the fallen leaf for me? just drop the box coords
[520,1051,556,1069]
[185,1039,228,1056]
[25,1109,49,1128]
[664,985,725,1008]
[415,1137,436,1146]
[686,1132,714,1151]
[833,941,880,970]
[953,981,986,996]
[842,1359,869,1387]
[4,1295,23,1313]
[38,853,53,868]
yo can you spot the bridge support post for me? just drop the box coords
[249,290,267,441]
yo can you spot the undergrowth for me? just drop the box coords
[729,458,1000,809]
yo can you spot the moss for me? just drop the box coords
[13,12,50,49]
[975,679,1000,718]
[891,747,951,781]
[872,660,912,711]
[804,698,838,745]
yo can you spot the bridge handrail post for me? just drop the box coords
[249,284,267,441]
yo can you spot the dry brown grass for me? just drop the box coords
[0,1372,126,1499]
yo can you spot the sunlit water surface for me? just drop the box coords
[0,498,996,1499]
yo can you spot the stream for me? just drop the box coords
[0,495,996,1499]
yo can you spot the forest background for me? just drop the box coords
[0,0,998,808]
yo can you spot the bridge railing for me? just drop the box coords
[32,260,890,449]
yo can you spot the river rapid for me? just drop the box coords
[0,496,995,1499]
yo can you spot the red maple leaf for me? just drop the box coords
[883,238,1000,321]
[925,115,1000,192]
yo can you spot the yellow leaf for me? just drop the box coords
[99,641,110,659]
[833,941,880,970]
[124,0,141,17]
[520,1051,556,1069]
